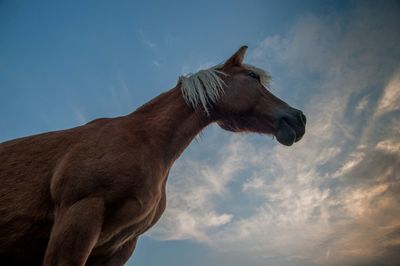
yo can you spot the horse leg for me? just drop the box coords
[87,237,138,266]
[103,237,138,266]
[43,197,105,266]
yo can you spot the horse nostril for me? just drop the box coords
[299,111,306,125]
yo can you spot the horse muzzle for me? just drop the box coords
[275,109,306,146]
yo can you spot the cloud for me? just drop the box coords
[147,2,400,265]
[332,149,365,178]
[376,140,400,154]
[375,71,400,118]
[355,96,369,113]
[107,72,134,114]
[71,105,87,124]
[149,134,256,242]
[181,61,217,75]
[137,29,157,51]
[137,29,163,68]
[152,60,161,67]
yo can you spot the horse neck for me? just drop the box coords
[127,85,212,167]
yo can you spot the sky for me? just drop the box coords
[1,0,399,265]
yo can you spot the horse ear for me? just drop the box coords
[224,45,248,67]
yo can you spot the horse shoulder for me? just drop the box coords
[49,129,164,206]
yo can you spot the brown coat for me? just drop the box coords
[0,46,306,265]
[0,86,209,265]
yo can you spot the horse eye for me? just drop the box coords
[248,72,259,80]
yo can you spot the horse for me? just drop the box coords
[0,46,306,265]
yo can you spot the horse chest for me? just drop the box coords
[96,188,167,252]
[124,194,166,236]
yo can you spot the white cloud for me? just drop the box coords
[152,60,161,67]
[71,105,87,124]
[343,183,389,218]
[242,177,265,192]
[147,2,400,265]
[181,61,217,75]
[137,29,157,51]
[375,71,400,118]
[107,73,134,114]
[376,140,400,154]
[356,96,369,113]
[333,150,365,178]
[148,135,254,241]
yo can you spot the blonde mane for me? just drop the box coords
[179,64,271,115]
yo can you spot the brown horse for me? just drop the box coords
[0,46,306,265]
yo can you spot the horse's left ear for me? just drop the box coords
[224,45,248,67]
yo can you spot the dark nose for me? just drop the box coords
[282,109,306,125]
[280,109,306,141]
[298,110,307,126]
[293,110,306,141]
[275,107,306,145]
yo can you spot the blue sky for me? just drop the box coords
[1,1,400,265]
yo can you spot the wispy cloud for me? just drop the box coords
[71,105,87,124]
[149,134,255,242]
[181,61,217,75]
[375,71,400,118]
[147,2,400,265]
[137,29,165,68]
[107,72,134,114]
[376,139,400,154]
[137,29,158,51]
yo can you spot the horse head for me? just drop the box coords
[181,46,306,146]
[215,46,306,145]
